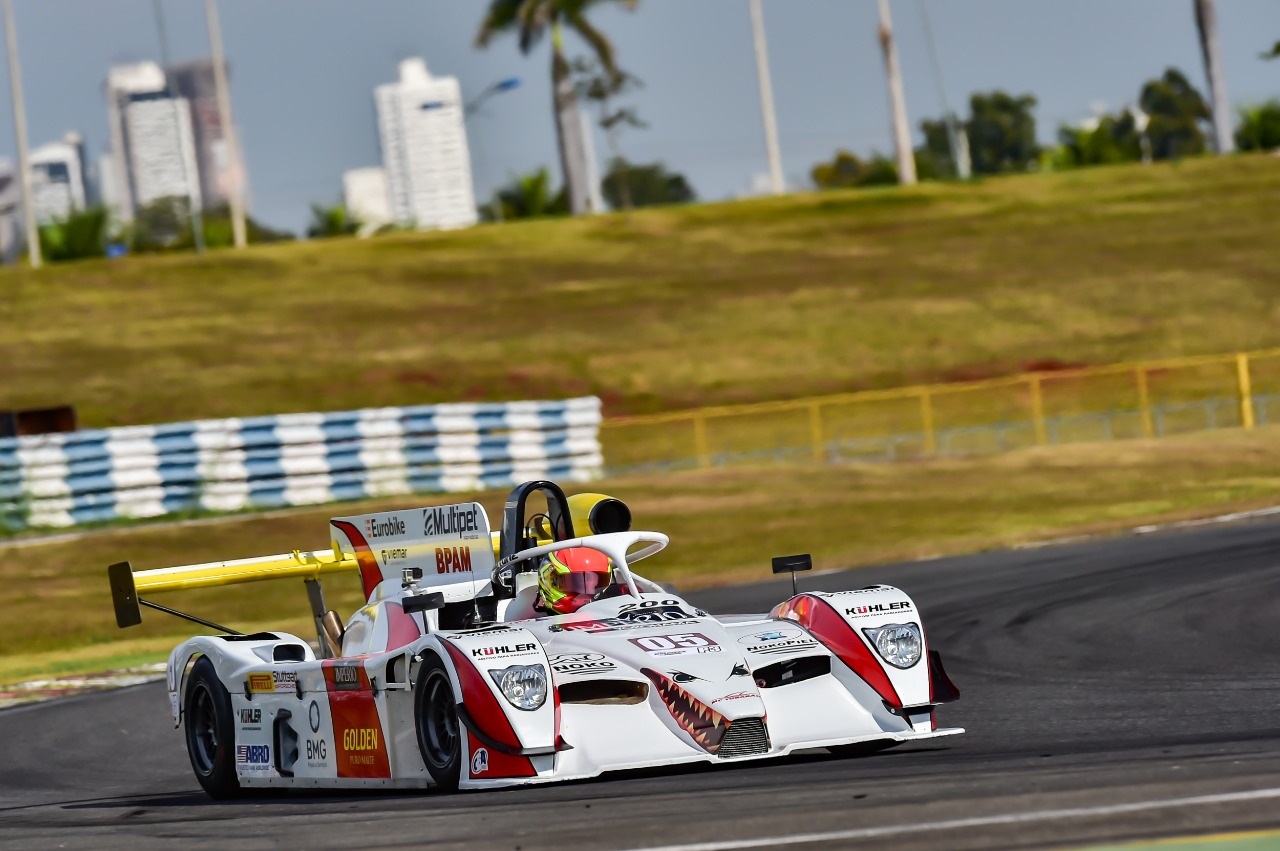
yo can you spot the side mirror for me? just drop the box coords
[771,553,812,596]
[402,591,446,615]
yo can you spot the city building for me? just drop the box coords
[374,58,476,230]
[104,61,201,221]
[342,167,391,233]
[29,133,89,223]
[0,158,21,263]
[168,59,244,210]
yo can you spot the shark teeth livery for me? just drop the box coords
[642,668,729,754]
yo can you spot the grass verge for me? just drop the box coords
[1,156,1278,428]
[4,426,1279,684]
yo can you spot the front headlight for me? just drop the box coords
[488,664,548,711]
[862,623,922,669]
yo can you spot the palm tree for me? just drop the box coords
[476,0,637,216]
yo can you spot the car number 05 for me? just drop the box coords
[635,633,711,650]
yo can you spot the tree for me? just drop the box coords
[966,91,1039,175]
[573,56,645,210]
[306,204,359,239]
[1055,113,1144,168]
[37,206,109,262]
[1264,40,1280,60]
[1139,68,1210,160]
[1236,101,1280,152]
[484,168,570,220]
[811,150,899,189]
[131,197,192,251]
[476,0,638,216]
[601,160,695,209]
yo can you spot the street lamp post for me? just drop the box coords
[748,0,784,196]
[463,77,520,222]
[205,0,247,248]
[2,0,39,268]
[464,77,521,119]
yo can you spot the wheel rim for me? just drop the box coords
[420,671,458,769]
[189,682,219,776]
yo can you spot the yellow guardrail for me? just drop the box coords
[602,348,1280,469]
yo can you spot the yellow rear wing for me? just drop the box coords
[108,547,358,629]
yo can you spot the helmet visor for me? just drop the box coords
[549,569,609,599]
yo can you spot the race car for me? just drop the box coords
[107,480,961,797]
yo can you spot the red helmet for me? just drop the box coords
[538,547,612,615]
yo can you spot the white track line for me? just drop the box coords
[629,787,1280,851]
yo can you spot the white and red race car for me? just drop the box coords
[107,481,961,797]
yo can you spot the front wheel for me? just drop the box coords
[414,653,462,791]
[184,656,241,798]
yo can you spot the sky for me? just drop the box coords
[2,0,1278,234]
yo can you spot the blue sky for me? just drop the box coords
[3,0,1278,233]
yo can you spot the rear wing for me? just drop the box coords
[108,500,495,635]
[108,548,356,629]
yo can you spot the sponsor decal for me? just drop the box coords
[737,627,802,645]
[364,514,407,540]
[627,633,723,657]
[343,727,379,757]
[236,744,271,771]
[470,747,489,775]
[306,738,328,764]
[471,642,537,658]
[548,653,617,675]
[239,708,262,725]
[332,663,362,691]
[423,504,481,537]
[746,638,819,655]
[556,617,707,634]
[616,600,697,623]
[844,601,912,618]
[712,691,759,704]
[247,673,274,693]
[435,545,473,574]
[272,670,298,693]
[308,700,321,733]
[380,547,408,562]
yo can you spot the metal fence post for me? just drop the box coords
[1029,375,1047,445]
[1135,367,1154,438]
[693,414,711,468]
[1237,352,1256,430]
[919,389,936,455]
[808,402,824,461]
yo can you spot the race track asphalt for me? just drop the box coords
[3,518,1280,850]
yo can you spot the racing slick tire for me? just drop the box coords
[184,656,242,799]
[414,653,462,791]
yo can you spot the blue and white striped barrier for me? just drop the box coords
[0,397,603,530]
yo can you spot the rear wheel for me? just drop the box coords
[414,653,462,791]
[184,656,241,798]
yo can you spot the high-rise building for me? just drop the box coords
[342,167,391,233]
[374,58,476,230]
[0,158,21,263]
[29,134,88,223]
[104,61,201,221]
[168,59,244,211]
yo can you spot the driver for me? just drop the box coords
[536,547,613,615]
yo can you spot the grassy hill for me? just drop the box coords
[2,155,1279,429]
